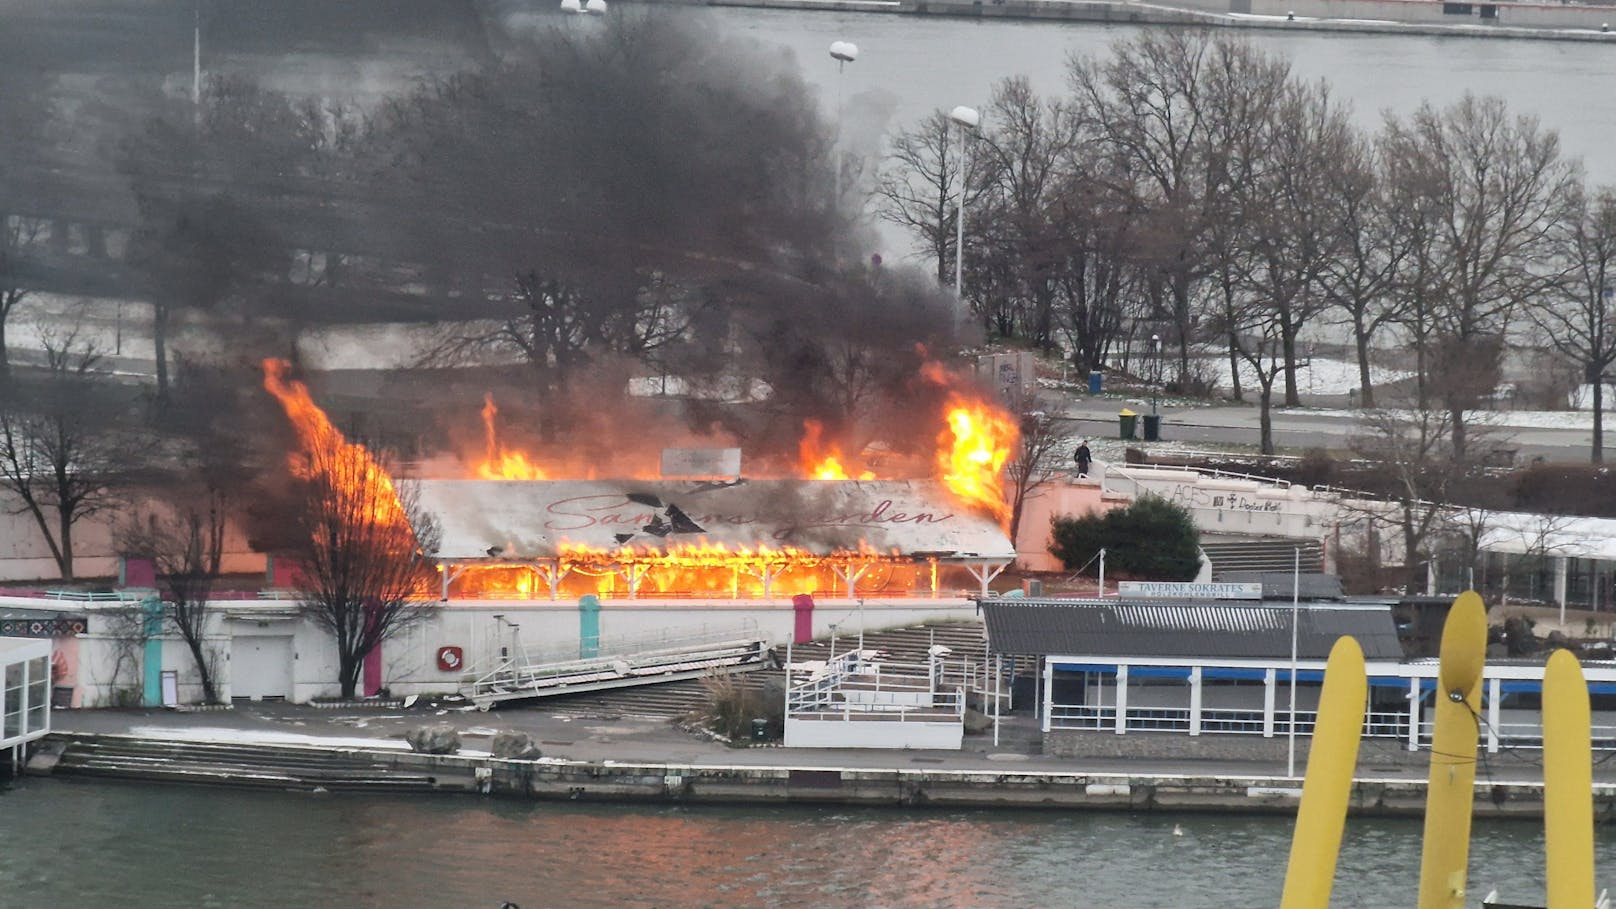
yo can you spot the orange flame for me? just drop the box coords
[798,419,875,481]
[477,393,548,480]
[261,358,409,529]
[938,394,1018,526]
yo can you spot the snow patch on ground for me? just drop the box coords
[1213,356,1412,397]
[1302,408,1595,431]
[126,725,412,750]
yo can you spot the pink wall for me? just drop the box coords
[1014,478,1126,572]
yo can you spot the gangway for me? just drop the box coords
[463,623,773,709]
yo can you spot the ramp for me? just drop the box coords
[464,628,772,710]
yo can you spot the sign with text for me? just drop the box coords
[1116,581,1263,600]
[660,448,742,479]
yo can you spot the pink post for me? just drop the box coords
[792,594,814,644]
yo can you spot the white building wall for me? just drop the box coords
[22,596,980,705]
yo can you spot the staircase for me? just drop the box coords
[1202,538,1323,579]
[528,621,988,720]
[46,736,441,792]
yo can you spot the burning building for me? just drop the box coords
[423,477,1015,601]
[260,359,1019,605]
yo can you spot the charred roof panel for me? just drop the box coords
[414,479,1016,561]
[981,599,1402,661]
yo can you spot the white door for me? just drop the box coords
[231,636,294,701]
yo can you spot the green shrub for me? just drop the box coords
[1050,494,1200,581]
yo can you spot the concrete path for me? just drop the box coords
[48,701,1597,787]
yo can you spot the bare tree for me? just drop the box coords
[1536,185,1616,462]
[0,327,129,581]
[1379,95,1581,460]
[117,490,228,703]
[876,109,984,285]
[1005,412,1074,543]
[1347,394,1501,593]
[1319,132,1408,408]
[287,444,441,699]
[0,216,47,383]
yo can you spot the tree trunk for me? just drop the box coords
[1354,317,1375,408]
[185,635,217,704]
[1258,381,1275,455]
[153,302,171,407]
[1403,504,1423,595]
[1595,375,1605,464]
[57,505,74,582]
[338,651,360,700]
[1451,405,1468,465]
[1281,322,1301,407]
[1226,333,1244,403]
[0,309,10,381]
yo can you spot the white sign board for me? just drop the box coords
[659,448,741,479]
[1116,581,1264,600]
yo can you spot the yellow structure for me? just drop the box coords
[1278,636,1366,909]
[1416,590,1488,909]
[1543,648,1596,909]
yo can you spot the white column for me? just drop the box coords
[1426,557,1438,595]
[1041,657,1053,733]
[1188,666,1203,736]
[1262,668,1276,738]
[1487,676,1501,755]
[1407,677,1421,752]
[1114,665,1129,735]
[1555,556,1570,624]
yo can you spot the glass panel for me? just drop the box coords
[3,707,18,739]
[4,661,20,691]
[27,701,45,734]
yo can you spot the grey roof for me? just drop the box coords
[414,478,1016,561]
[980,598,1403,661]
[1216,571,1344,601]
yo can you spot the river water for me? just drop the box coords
[0,777,1608,908]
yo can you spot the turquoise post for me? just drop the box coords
[579,595,601,659]
[141,596,164,707]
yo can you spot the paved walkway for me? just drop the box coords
[47,701,1593,786]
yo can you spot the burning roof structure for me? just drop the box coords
[259,358,1020,602]
[417,478,1015,600]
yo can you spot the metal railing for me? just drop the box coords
[466,633,768,704]
[786,651,968,723]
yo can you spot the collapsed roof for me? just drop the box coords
[413,479,1016,562]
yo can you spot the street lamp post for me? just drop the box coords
[1150,333,1162,416]
[829,41,858,203]
[949,105,980,321]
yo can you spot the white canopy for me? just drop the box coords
[412,478,1015,562]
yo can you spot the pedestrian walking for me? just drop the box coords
[1074,440,1092,478]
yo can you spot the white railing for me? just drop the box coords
[466,630,768,703]
[1200,709,1265,734]
[786,651,967,723]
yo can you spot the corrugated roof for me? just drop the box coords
[414,478,1016,561]
[981,598,1402,661]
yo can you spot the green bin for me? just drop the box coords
[1118,408,1138,441]
[1143,413,1162,442]
[751,718,769,743]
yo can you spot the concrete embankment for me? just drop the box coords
[694,0,1616,43]
[36,732,1616,820]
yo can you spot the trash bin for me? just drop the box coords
[1143,413,1162,442]
[1117,408,1138,440]
[751,718,769,743]
[1087,370,1103,395]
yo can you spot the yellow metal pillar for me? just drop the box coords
[1543,648,1596,909]
[1416,591,1487,909]
[1279,635,1366,909]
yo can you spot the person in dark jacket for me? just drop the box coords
[1074,440,1092,478]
